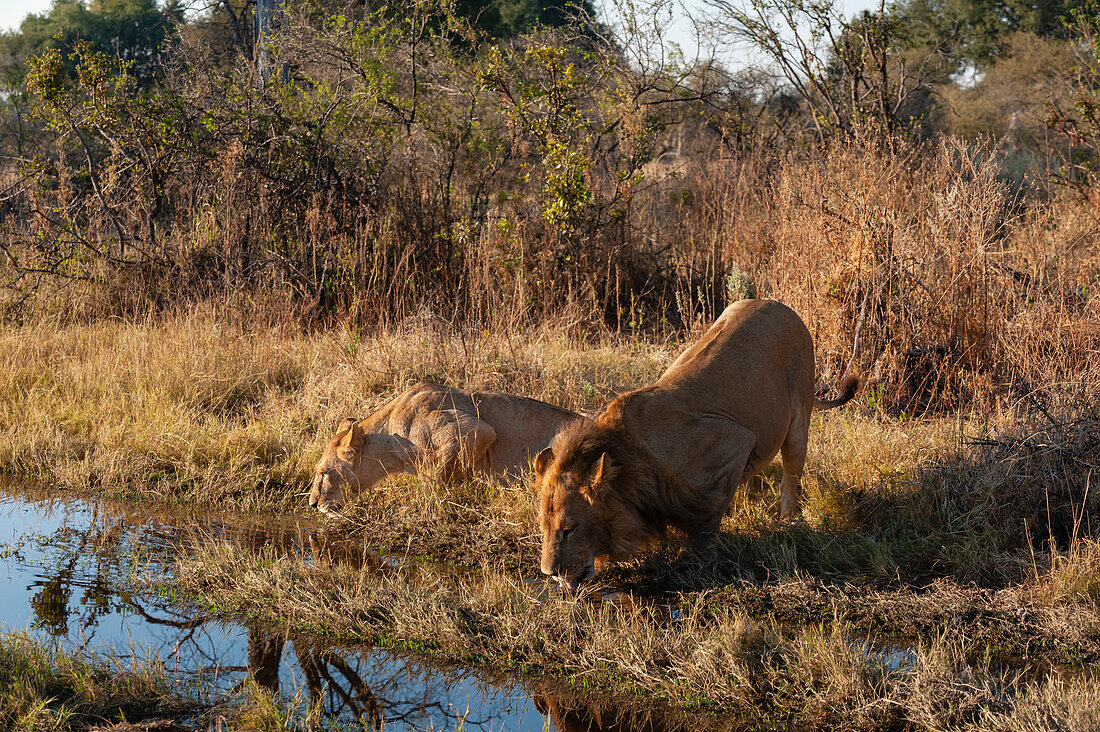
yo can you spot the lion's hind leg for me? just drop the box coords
[778,408,810,522]
[426,408,498,481]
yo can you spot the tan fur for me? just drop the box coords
[534,299,858,588]
[309,383,581,513]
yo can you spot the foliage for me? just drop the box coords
[454,0,598,37]
[0,0,183,89]
[1047,0,1100,193]
[20,38,195,275]
[938,32,1076,151]
[3,0,744,326]
[703,0,948,136]
[0,0,1096,362]
[896,0,1086,71]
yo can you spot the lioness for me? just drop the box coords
[309,382,581,514]
[534,299,858,589]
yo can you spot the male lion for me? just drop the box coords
[534,299,858,589]
[309,382,581,514]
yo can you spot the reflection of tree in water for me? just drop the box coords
[247,625,284,692]
[292,637,384,728]
[24,513,484,730]
[30,564,75,635]
[22,499,282,642]
[28,507,133,638]
[245,625,499,730]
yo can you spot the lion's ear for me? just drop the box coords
[592,452,615,483]
[583,452,616,501]
[534,446,553,476]
[337,417,358,433]
[338,421,365,455]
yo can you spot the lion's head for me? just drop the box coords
[308,418,394,513]
[535,417,678,590]
[534,422,654,591]
[535,449,611,590]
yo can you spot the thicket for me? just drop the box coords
[0,0,1097,413]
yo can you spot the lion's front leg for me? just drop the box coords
[683,438,754,555]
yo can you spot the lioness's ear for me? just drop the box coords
[337,417,358,433]
[534,446,553,476]
[339,421,365,454]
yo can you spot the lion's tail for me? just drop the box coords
[814,374,860,410]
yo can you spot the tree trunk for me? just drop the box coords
[254,0,288,89]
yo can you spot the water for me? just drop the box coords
[0,486,665,731]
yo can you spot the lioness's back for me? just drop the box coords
[466,390,583,476]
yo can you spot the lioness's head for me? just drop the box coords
[309,418,393,513]
[534,427,622,591]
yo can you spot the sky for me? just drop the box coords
[1,0,52,33]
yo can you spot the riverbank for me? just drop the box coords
[0,485,597,731]
[170,537,1100,730]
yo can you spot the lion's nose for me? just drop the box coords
[308,476,321,507]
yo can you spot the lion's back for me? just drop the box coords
[659,299,812,388]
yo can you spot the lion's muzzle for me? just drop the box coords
[551,564,594,592]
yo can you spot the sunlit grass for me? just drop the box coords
[170,538,1100,730]
[0,312,670,512]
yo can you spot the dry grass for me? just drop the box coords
[4,309,1098,590]
[0,309,670,511]
[3,295,1099,727]
[699,577,1100,667]
[168,537,1100,731]
[9,111,1100,413]
[639,137,1100,414]
[1042,539,1100,608]
[0,629,387,731]
[171,538,898,726]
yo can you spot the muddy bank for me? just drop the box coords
[170,528,1100,730]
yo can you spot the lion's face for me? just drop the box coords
[308,419,390,513]
[535,448,614,590]
[308,462,353,513]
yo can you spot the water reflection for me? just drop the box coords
[0,486,691,732]
[534,695,672,732]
